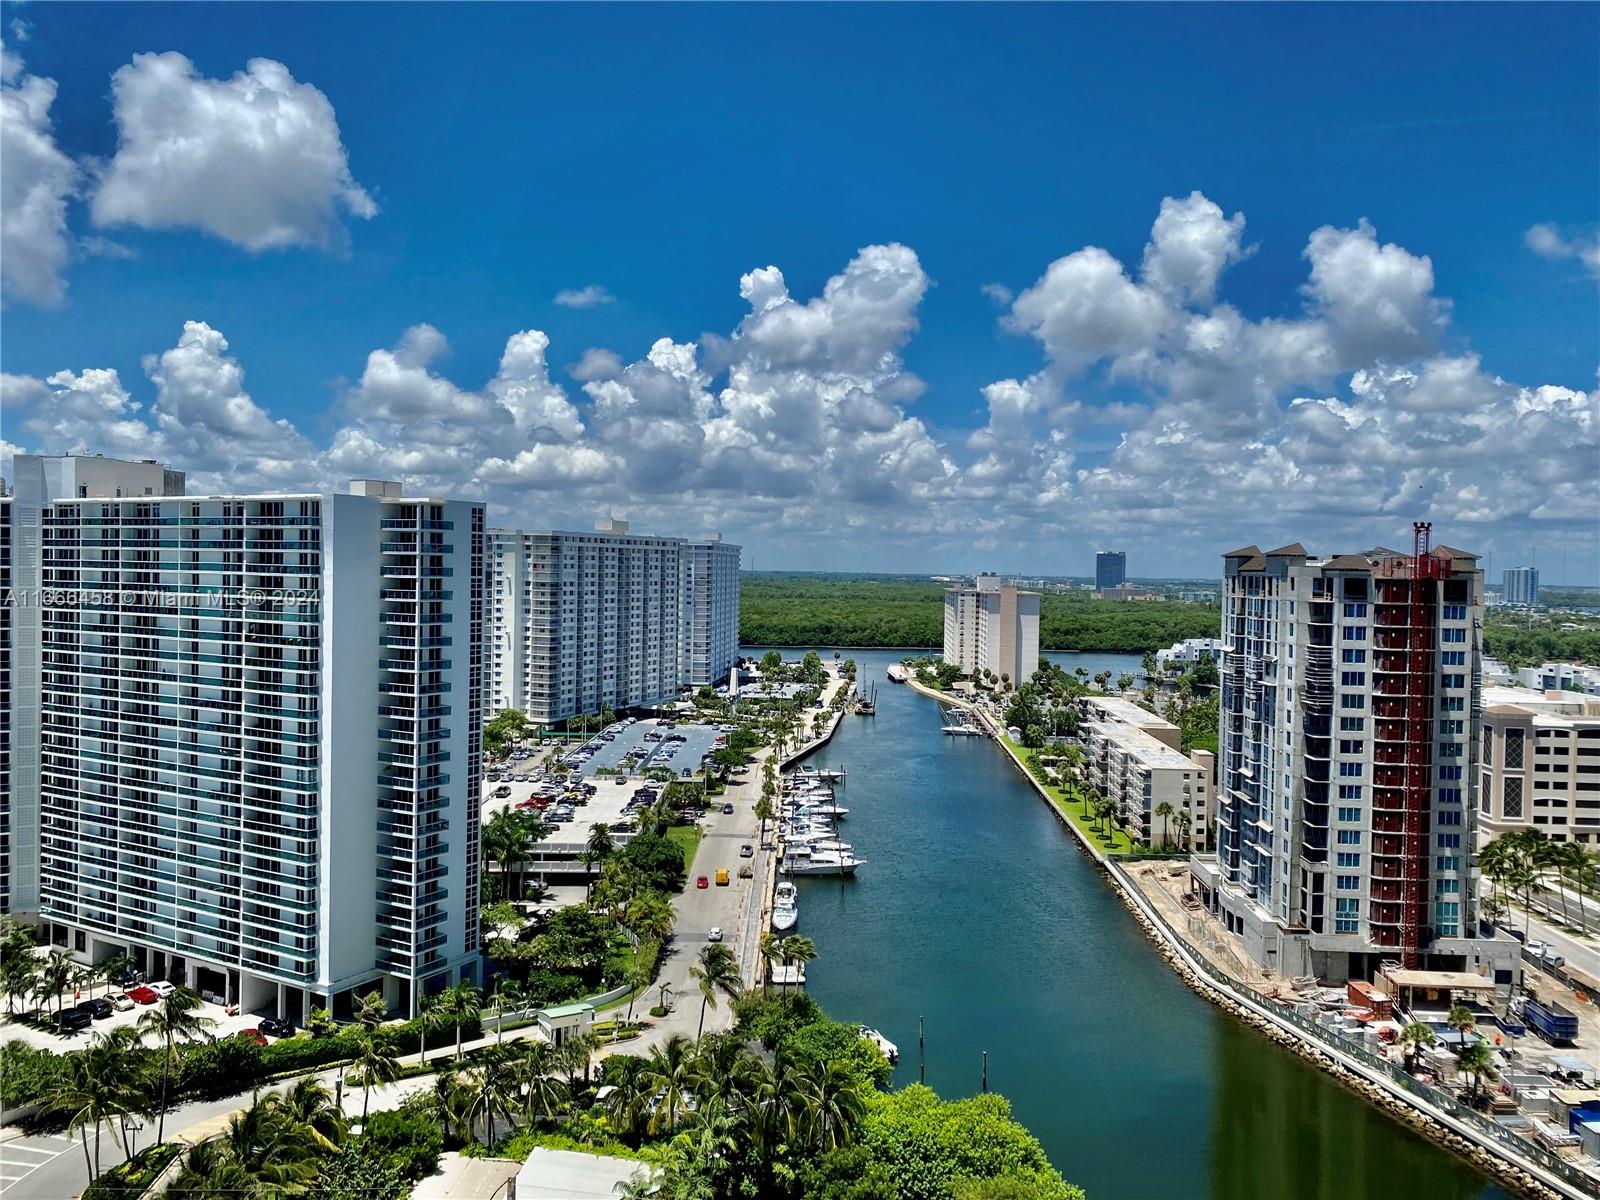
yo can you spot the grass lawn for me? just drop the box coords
[667,823,704,874]
[1000,736,1142,855]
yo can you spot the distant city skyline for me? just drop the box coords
[1,5,1595,581]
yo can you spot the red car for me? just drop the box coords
[126,985,159,1005]
[695,875,709,889]
[235,1029,268,1046]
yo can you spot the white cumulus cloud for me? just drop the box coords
[553,285,614,308]
[91,53,375,251]
[1525,222,1600,279]
[1,46,78,306]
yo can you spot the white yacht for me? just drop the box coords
[781,847,862,876]
[772,904,798,932]
[859,1026,899,1063]
[772,880,799,931]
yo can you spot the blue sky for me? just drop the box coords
[3,3,1597,580]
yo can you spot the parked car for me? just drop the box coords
[57,1007,93,1032]
[696,875,710,889]
[259,1016,295,1038]
[110,991,136,1012]
[127,985,160,1005]
[235,1028,269,1047]
[722,803,735,815]
[78,997,113,1020]
[493,786,511,799]
[109,964,145,987]
[715,868,730,886]
[150,980,176,999]
[707,927,723,942]
[739,844,754,858]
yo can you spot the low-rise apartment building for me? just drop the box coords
[1478,686,1600,847]
[1080,695,1212,850]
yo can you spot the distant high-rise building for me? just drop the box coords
[1095,551,1126,591]
[8,458,484,1019]
[1194,533,1515,983]
[683,535,741,688]
[1501,565,1539,606]
[488,521,687,725]
[942,574,1040,686]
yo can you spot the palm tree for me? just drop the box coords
[1174,810,1193,850]
[625,892,676,944]
[443,978,483,1061]
[1446,1002,1477,1054]
[483,807,536,902]
[355,988,387,1029]
[623,957,653,1025]
[354,1028,401,1123]
[795,1056,867,1151]
[273,1077,346,1153]
[516,1040,566,1124]
[1117,673,1134,692]
[489,979,526,1047]
[759,932,783,997]
[1457,1040,1498,1104]
[1398,1021,1437,1074]
[39,950,74,1018]
[98,952,136,999]
[417,992,449,1070]
[688,944,742,1038]
[48,1042,135,1181]
[604,1055,654,1141]
[462,1058,512,1151]
[777,935,817,1005]
[1154,801,1176,850]
[641,1034,698,1134]
[585,822,615,899]
[754,792,775,845]
[138,985,216,1143]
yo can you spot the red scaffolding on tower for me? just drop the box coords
[1400,522,1440,968]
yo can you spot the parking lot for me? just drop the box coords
[565,718,723,781]
[5,987,274,1053]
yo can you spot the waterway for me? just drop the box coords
[778,647,1506,1200]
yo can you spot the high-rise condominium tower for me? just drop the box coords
[489,520,686,725]
[942,573,1041,686]
[8,458,482,1021]
[683,535,741,688]
[1204,529,1514,984]
[1501,565,1539,607]
[1095,551,1126,592]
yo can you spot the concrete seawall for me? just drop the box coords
[959,688,1584,1200]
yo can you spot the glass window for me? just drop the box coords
[1441,651,1465,666]
[1336,875,1361,890]
[1336,852,1361,868]
[1344,603,1368,618]
[1504,777,1524,819]
[1338,785,1363,799]
[1505,728,1524,769]
[1337,806,1362,822]
[1438,810,1462,827]
[1339,717,1366,732]
[1441,628,1466,643]
[1437,833,1461,848]
[1339,762,1364,777]
[1337,829,1362,844]
[1342,649,1367,663]
[1342,626,1368,641]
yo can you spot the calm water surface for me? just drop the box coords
[768,647,1504,1200]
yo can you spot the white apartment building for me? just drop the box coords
[1194,534,1516,984]
[1155,636,1227,671]
[6,455,188,919]
[1080,696,1212,850]
[1501,565,1539,607]
[683,535,741,688]
[942,574,1041,686]
[1509,662,1600,697]
[488,520,687,725]
[1478,686,1600,847]
[12,458,482,1021]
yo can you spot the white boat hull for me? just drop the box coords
[772,907,798,932]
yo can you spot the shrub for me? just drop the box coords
[174,1036,267,1096]
[0,1041,63,1106]
[362,1101,443,1181]
[82,1144,181,1200]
